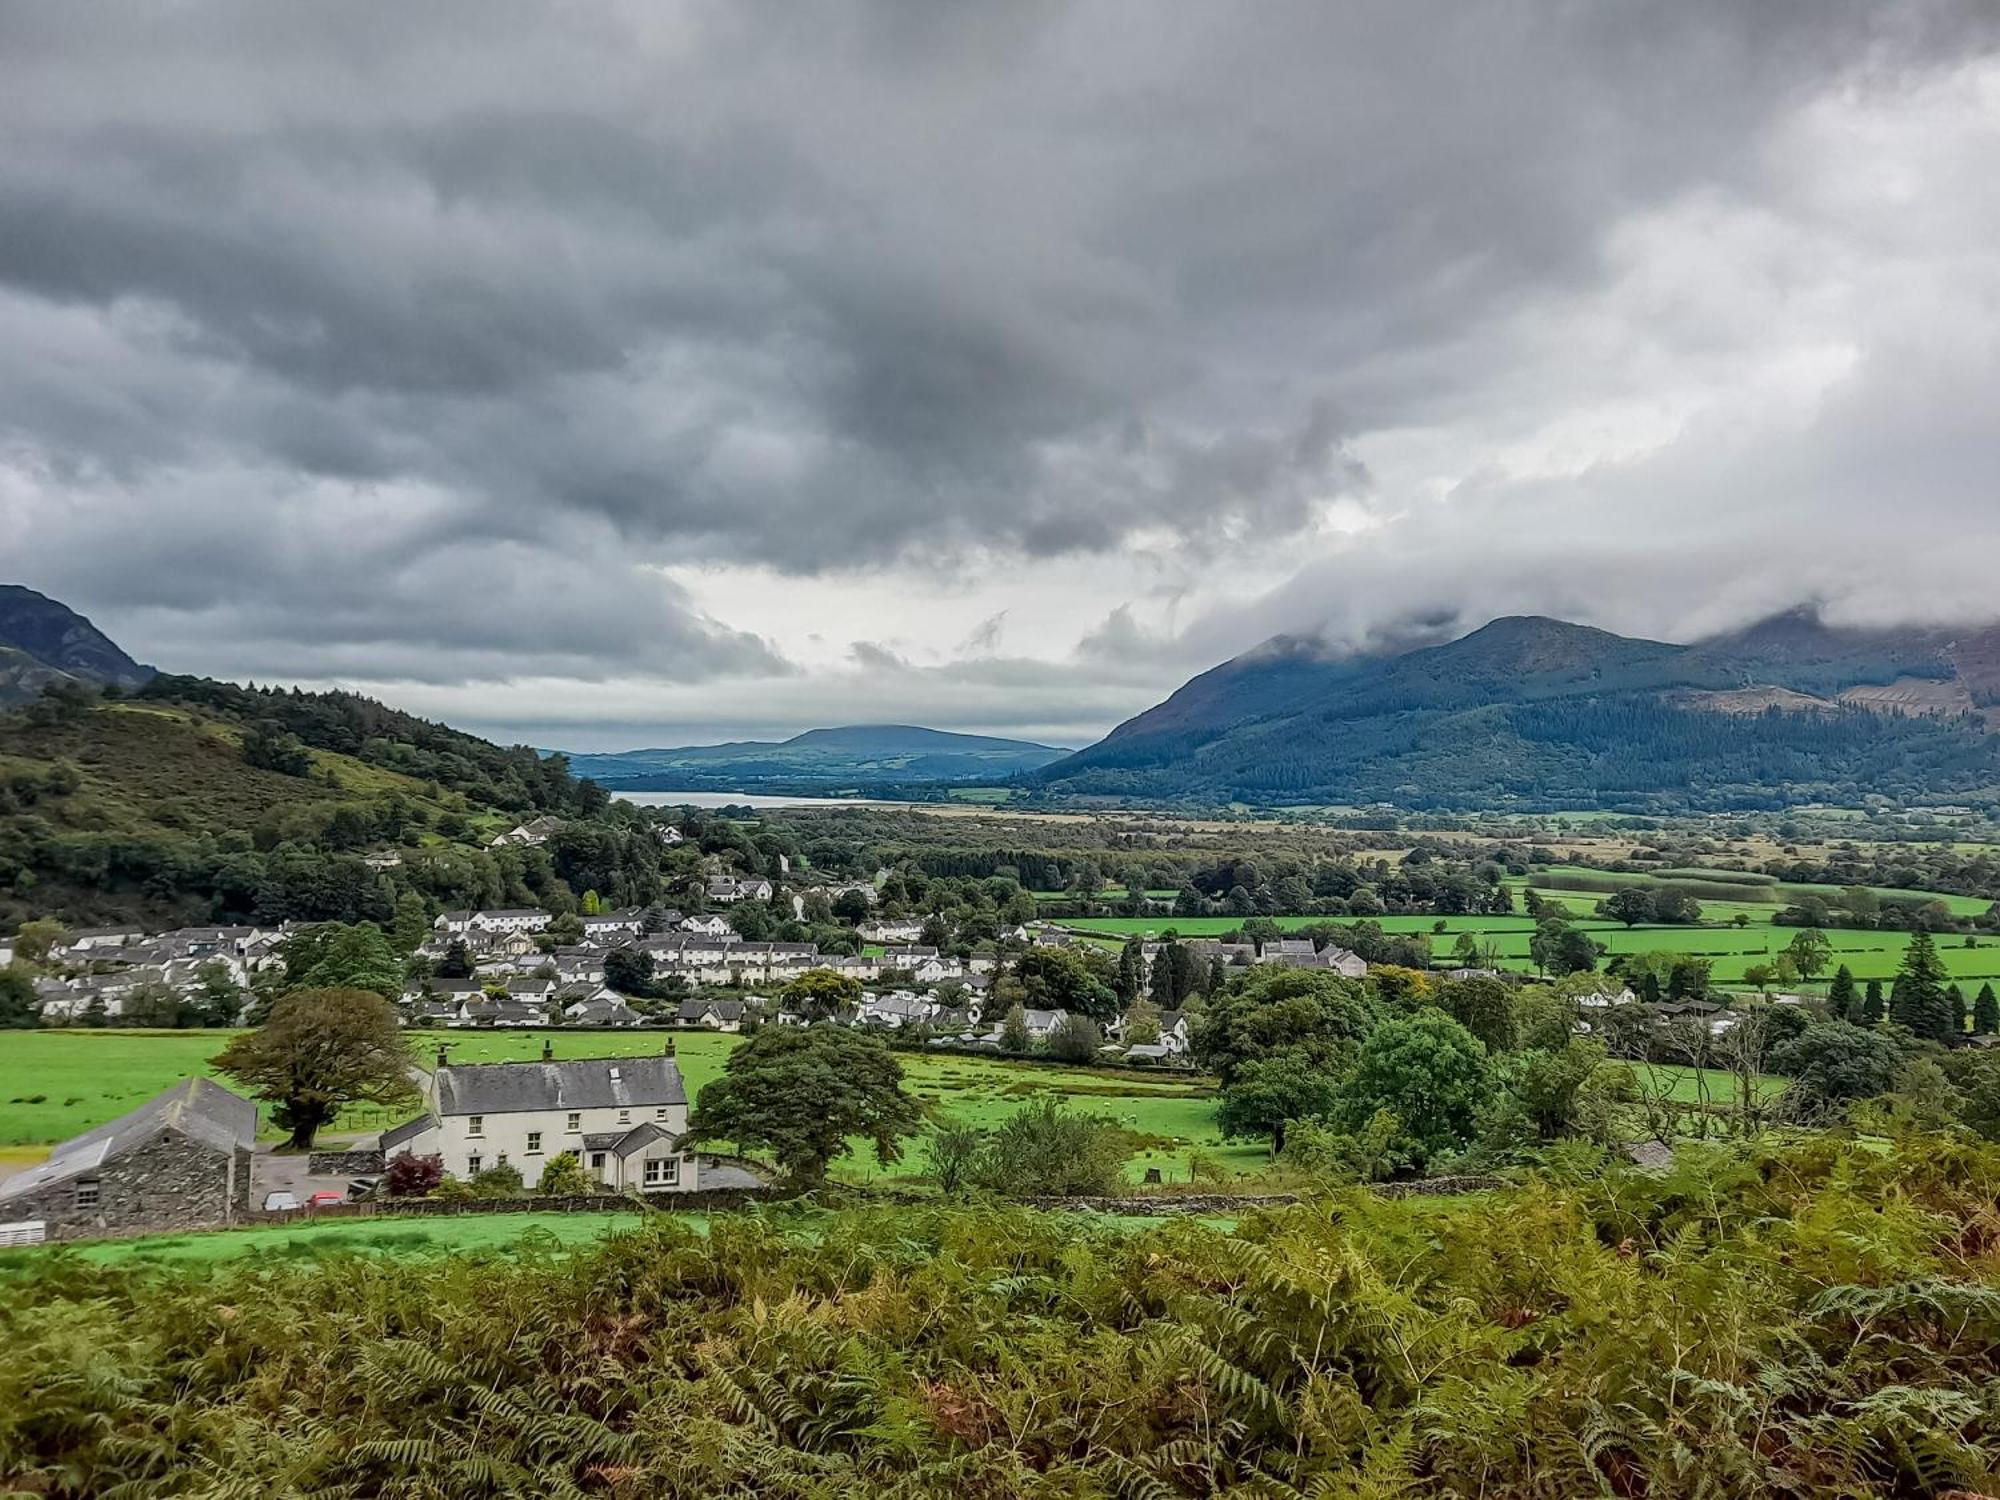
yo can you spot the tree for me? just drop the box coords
[1193,967,1373,1084]
[0,967,37,1029]
[211,988,417,1149]
[968,1097,1131,1196]
[1115,940,1145,1005]
[603,944,656,998]
[1975,983,1999,1037]
[781,967,863,1022]
[1334,1011,1491,1162]
[1950,984,1968,1037]
[1438,976,1517,1052]
[1216,1047,1344,1151]
[1597,889,1655,928]
[1827,965,1859,1022]
[11,918,67,964]
[1530,918,1600,977]
[687,1027,921,1185]
[1785,928,1833,983]
[1862,978,1885,1026]
[1123,997,1163,1045]
[1046,1013,1103,1064]
[1016,946,1118,1021]
[436,937,475,979]
[1888,930,1952,1041]
[278,922,402,1000]
[1497,1039,1622,1142]
[1769,1021,1906,1122]
[999,1003,1032,1054]
[535,1151,597,1197]
[923,1121,986,1195]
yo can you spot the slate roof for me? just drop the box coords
[434,1054,686,1116]
[381,1115,437,1153]
[0,1077,256,1200]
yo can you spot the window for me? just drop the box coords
[75,1178,100,1208]
[525,1132,543,1154]
[466,1114,484,1138]
[467,1155,483,1176]
[618,1108,630,1125]
[565,1112,581,1133]
[589,1153,607,1170]
[643,1158,679,1187]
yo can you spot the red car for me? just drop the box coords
[305,1190,344,1209]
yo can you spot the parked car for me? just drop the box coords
[305,1190,344,1209]
[262,1191,300,1213]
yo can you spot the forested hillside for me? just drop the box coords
[1038,613,2000,811]
[564,723,1067,790]
[0,675,654,930]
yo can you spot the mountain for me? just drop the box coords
[561,724,1068,791]
[0,585,154,703]
[1036,612,2000,812]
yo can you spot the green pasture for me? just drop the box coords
[15,1210,658,1268]
[0,1028,1246,1185]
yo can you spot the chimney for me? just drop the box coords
[541,1037,554,1062]
[664,1038,676,1058]
[435,1044,448,1070]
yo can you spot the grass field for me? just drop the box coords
[1061,900,2000,987]
[0,1029,1250,1185]
[9,1210,658,1268]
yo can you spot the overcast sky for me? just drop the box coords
[5,3,1998,750]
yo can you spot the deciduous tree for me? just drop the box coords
[211,988,416,1149]
[688,1027,921,1185]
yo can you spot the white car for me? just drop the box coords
[262,1191,301,1212]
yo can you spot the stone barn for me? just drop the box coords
[0,1077,257,1241]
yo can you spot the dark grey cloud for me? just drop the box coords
[1,1,1996,736]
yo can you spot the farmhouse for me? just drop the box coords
[706,876,775,904]
[0,1078,257,1241]
[381,1048,699,1192]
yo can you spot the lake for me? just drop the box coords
[614,790,883,809]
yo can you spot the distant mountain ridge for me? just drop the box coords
[0,585,154,703]
[562,723,1069,790]
[1036,610,2000,811]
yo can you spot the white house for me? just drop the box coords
[490,816,562,848]
[381,1049,698,1193]
[706,876,775,905]
[680,914,735,939]
[435,908,553,938]
[676,998,748,1031]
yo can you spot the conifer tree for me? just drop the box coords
[1889,930,1951,1042]
[1949,983,1967,1037]
[1826,965,1857,1022]
[1974,982,1999,1036]
[1861,978,1884,1026]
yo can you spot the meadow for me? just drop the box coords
[0,1028,1252,1184]
[1061,895,2000,987]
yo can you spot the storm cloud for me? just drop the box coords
[2,2,1995,746]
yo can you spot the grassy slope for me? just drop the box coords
[0,701,453,843]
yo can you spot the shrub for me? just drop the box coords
[970,1097,1131,1196]
[468,1163,525,1199]
[534,1151,596,1197]
[383,1153,443,1198]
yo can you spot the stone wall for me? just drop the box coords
[291,1184,777,1223]
[307,1149,386,1176]
[1012,1178,1504,1216]
[10,1136,253,1242]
